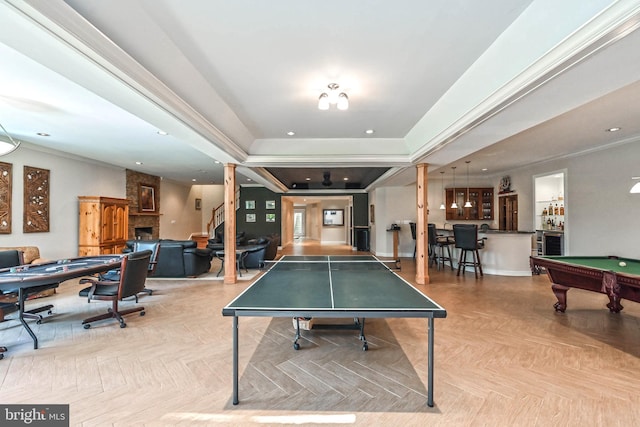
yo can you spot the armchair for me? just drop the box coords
[243,238,270,269]
[207,230,247,251]
[79,250,151,329]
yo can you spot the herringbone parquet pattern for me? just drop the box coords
[1,242,639,426]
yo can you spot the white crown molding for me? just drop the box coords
[410,1,640,163]
[10,0,249,163]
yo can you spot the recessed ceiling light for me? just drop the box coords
[36,132,50,137]
[343,177,349,181]
[606,127,621,132]
[365,129,374,134]
[214,160,221,164]
[305,177,311,181]
[135,161,143,165]
[192,178,197,182]
[157,130,168,135]
[287,131,295,136]
[482,168,488,171]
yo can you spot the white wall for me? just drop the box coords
[320,200,348,244]
[201,184,224,235]
[371,186,416,257]
[0,146,125,260]
[371,139,640,260]
[158,181,225,240]
[0,146,218,260]
[508,140,640,257]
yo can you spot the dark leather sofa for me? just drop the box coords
[208,233,280,269]
[124,239,213,277]
[207,230,247,251]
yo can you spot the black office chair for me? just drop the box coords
[0,250,56,323]
[100,241,160,300]
[428,224,454,270]
[453,224,485,278]
[78,250,151,329]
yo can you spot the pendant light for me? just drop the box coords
[450,166,458,209]
[464,161,472,208]
[439,171,446,210]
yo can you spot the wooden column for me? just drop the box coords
[223,164,237,284]
[416,163,430,284]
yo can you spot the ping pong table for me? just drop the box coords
[222,255,447,407]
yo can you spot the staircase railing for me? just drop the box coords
[206,188,240,236]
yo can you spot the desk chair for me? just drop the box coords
[78,250,151,329]
[428,224,454,270]
[101,241,159,300]
[0,250,56,323]
[453,224,485,278]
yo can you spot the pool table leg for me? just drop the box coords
[606,296,624,313]
[551,284,568,312]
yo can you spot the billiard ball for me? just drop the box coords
[619,261,627,267]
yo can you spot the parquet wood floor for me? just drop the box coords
[1,240,639,426]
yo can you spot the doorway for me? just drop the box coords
[499,195,518,231]
[293,208,305,239]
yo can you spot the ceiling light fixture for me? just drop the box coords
[287,131,295,136]
[450,167,458,209]
[464,161,473,208]
[365,129,374,134]
[439,171,446,210]
[630,176,640,193]
[318,83,349,110]
[0,121,21,156]
[606,127,621,132]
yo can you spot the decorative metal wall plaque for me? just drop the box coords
[23,166,50,233]
[0,161,12,234]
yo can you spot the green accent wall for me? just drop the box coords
[352,193,369,227]
[237,187,282,240]
[233,187,369,240]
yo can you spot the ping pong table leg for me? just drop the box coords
[427,317,434,407]
[232,316,239,405]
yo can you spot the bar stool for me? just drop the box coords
[453,224,485,278]
[428,223,454,270]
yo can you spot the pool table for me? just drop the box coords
[530,255,640,313]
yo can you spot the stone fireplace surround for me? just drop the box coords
[126,169,160,240]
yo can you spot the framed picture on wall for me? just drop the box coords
[195,198,202,210]
[323,209,344,226]
[266,213,276,222]
[265,200,276,209]
[245,200,255,210]
[139,183,157,213]
[246,213,256,223]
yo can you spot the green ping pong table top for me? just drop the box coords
[223,255,446,318]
